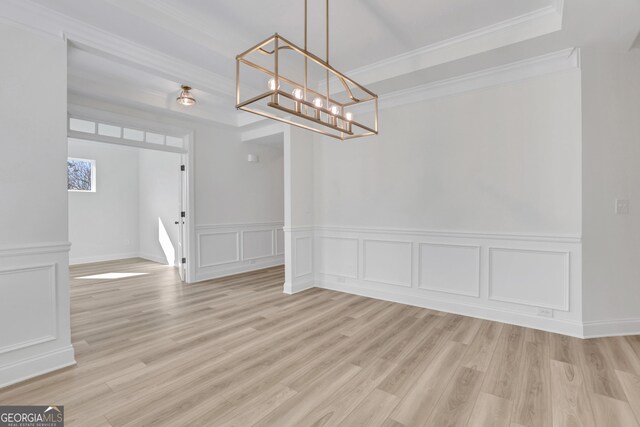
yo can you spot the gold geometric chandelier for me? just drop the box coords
[235,0,378,140]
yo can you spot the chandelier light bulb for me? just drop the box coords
[267,78,280,91]
[330,105,340,115]
[345,112,353,121]
[292,88,304,100]
[313,97,324,109]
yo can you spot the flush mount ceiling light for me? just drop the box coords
[235,0,378,140]
[176,85,196,106]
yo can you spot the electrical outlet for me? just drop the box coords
[336,277,346,284]
[250,259,256,265]
[616,199,630,215]
[537,308,553,318]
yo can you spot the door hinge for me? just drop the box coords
[181,211,186,218]
[180,165,185,171]
[182,257,186,264]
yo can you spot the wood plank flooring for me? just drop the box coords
[1,258,640,426]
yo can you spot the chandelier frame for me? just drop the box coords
[235,1,379,141]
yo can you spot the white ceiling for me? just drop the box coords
[32,0,555,76]
[4,0,640,128]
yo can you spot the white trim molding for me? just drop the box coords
[285,225,588,338]
[0,242,71,257]
[0,346,76,389]
[344,48,581,115]
[334,5,565,87]
[195,222,284,282]
[0,242,75,388]
[582,319,640,339]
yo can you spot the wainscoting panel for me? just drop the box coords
[242,229,274,261]
[198,232,239,268]
[489,248,569,311]
[196,223,284,282]
[317,237,358,279]
[295,237,313,278]
[308,226,583,337]
[363,239,412,287]
[419,243,480,297]
[0,242,75,388]
[276,228,285,255]
[283,227,314,294]
[0,264,57,354]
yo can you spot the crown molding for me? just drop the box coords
[374,47,579,112]
[0,0,235,98]
[330,4,564,89]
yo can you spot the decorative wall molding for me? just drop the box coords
[1,0,235,97]
[283,228,314,295]
[362,239,413,288]
[337,47,581,116]
[0,243,75,388]
[0,345,76,389]
[287,225,585,337]
[334,5,565,87]
[195,222,284,282]
[309,225,581,243]
[198,231,240,268]
[488,248,570,311]
[294,237,313,278]
[317,278,584,338]
[418,243,481,297]
[196,222,284,231]
[0,242,71,257]
[317,236,359,279]
[0,264,57,355]
[241,229,275,261]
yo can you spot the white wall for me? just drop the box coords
[581,47,640,335]
[0,21,75,387]
[138,149,181,265]
[314,69,582,236]
[287,67,586,336]
[68,139,139,264]
[195,125,284,225]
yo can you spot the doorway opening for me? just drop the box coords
[66,116,192,283]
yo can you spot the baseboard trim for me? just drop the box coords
[0,345,76,389]
[138,253,173,266]
[283,277,315,295]
[582,319,640,338]
[69,252,140,265]
[315,279,585,338]
[196,258,284,283]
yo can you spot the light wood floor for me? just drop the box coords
[1,259,640,426]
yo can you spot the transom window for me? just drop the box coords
[68,117,185,149]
